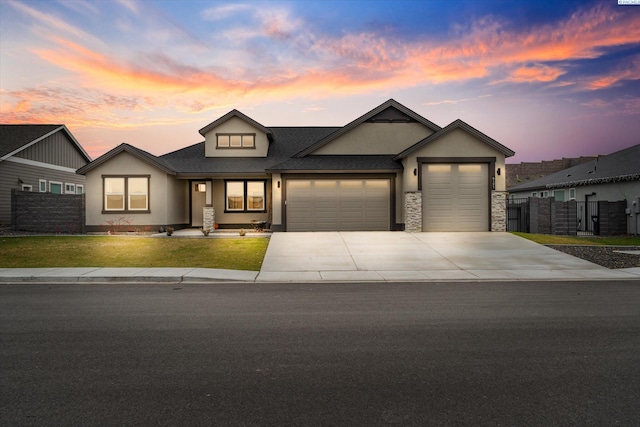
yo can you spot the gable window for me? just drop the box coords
[103,176,149,212]
[49,181,62,194]
[225,180,266,212]
[217,134,255,148]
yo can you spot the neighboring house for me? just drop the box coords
[0,124,92,226]
[509,144,640,234]
[77,99,515,233]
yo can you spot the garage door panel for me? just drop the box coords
[423,163,489,232]
[287,179,390,231]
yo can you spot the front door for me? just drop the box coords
[191,182,206,227]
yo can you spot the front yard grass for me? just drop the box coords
[511,232,640,246]
[0,236,269,270]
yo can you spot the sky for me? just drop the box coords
[1,0,639,163]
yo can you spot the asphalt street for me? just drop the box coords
[2,281,640,426]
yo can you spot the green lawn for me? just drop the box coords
[0,236,270,270]
[511,232,640,246]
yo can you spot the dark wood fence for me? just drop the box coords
[507,197,627,236]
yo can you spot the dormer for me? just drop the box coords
[199,110,273,158]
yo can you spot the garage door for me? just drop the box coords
[286,179,390,231]
[422,164,489,231]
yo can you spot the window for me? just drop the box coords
[247,181,264,210]
[22,184,33,191]
[65,183,76,194]
[39,180,47,192]
[128,177,148,210]
[569,188,575,200]
[104,176,149,212]
[225,181,266,212]
[531,192,537,197]
[49,181,62,194]
[76,185,84,195]
[217,134,255,148]
[553,190,565,201]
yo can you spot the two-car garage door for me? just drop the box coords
[284,165,489,232]
[286,179,390,231]
[422,163,489,231]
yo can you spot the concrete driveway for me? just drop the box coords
[258,232,640,282]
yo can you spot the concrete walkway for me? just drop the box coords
[1,232,639,283]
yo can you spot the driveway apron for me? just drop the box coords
[258,232,635,281]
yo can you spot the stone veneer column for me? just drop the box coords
[491,191,507,232]
[203,207,215,232]
[404,191,422,232]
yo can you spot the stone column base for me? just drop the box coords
[491,191,507,232]
[404,191,422,232]
[203,207,215,232]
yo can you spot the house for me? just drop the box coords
[0,124,92,226]
[509,144,640,234]
[77,99,515,233]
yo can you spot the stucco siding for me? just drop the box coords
[84,151,172,228]
[204,116,270,157]
[166,178,189,225]
[0,160,86,225]
[313,123,434,155]
[15,131,88,169]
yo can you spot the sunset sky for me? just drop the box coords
[1,0,639,162]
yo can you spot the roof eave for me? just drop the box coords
[198,110,273,141]
[77,143,175,175]
[394,119,515,160]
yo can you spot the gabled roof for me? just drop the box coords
[198,109,273,141]
[76,143,175,175]
[394,119,515,160]
[0,124,91,162]
[509,143,640,192]
[293,99,442,158]
[161,127,341,176]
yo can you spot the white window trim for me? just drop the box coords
[65,183,76,194]
[569,188,576,200]
[22,184,33,191]
[76,184,84,195]
[49,181,63,194]
[39,179,47,192]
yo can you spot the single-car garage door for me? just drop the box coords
[286,179,390,231]
[422,163,489,231]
